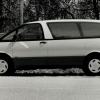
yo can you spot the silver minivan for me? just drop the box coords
[0,20,100,75]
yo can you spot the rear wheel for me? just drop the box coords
[83,56,100,76]
[0,57,14,75]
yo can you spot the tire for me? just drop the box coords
[0,57,15,75]
[83,55,100,76]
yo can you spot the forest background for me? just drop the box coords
[0,0,100,33]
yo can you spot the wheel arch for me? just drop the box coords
[0,53,14,64]
[86,52,100,58]
[84,52,100,64]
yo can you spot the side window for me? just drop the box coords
[2,31,16,41]
[81,22,100,37]
[17,23,44,41]
[47,22,81,39]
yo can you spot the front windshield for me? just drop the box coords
[0,24,26,40]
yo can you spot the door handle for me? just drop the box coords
[40,41,47,44]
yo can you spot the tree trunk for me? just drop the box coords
[0,0,2,16]
[20,0,24,24]
[0,0,3,32]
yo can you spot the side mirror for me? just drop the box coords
[12,34,17,41]
[15,33,24,41]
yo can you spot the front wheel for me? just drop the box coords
[0,58,14,75]
[83,56,100,76]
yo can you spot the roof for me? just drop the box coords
[26,19,100,24]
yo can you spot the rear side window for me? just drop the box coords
[47,22,81,39]
[81,22,100,37]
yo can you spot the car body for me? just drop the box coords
[0,19,100,75]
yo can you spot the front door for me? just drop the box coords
[12,23,47,67]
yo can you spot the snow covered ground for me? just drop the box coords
[15,68,84,76]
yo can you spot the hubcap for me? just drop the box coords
[88,59,100,73]
[0,60,8,74]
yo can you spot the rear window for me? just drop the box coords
[81,22,100,37]
[47,22,81,39]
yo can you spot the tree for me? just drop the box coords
[0,0,2,16]
[0,0,3,32]
[93,0,99,19]
[1,0,20,32]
